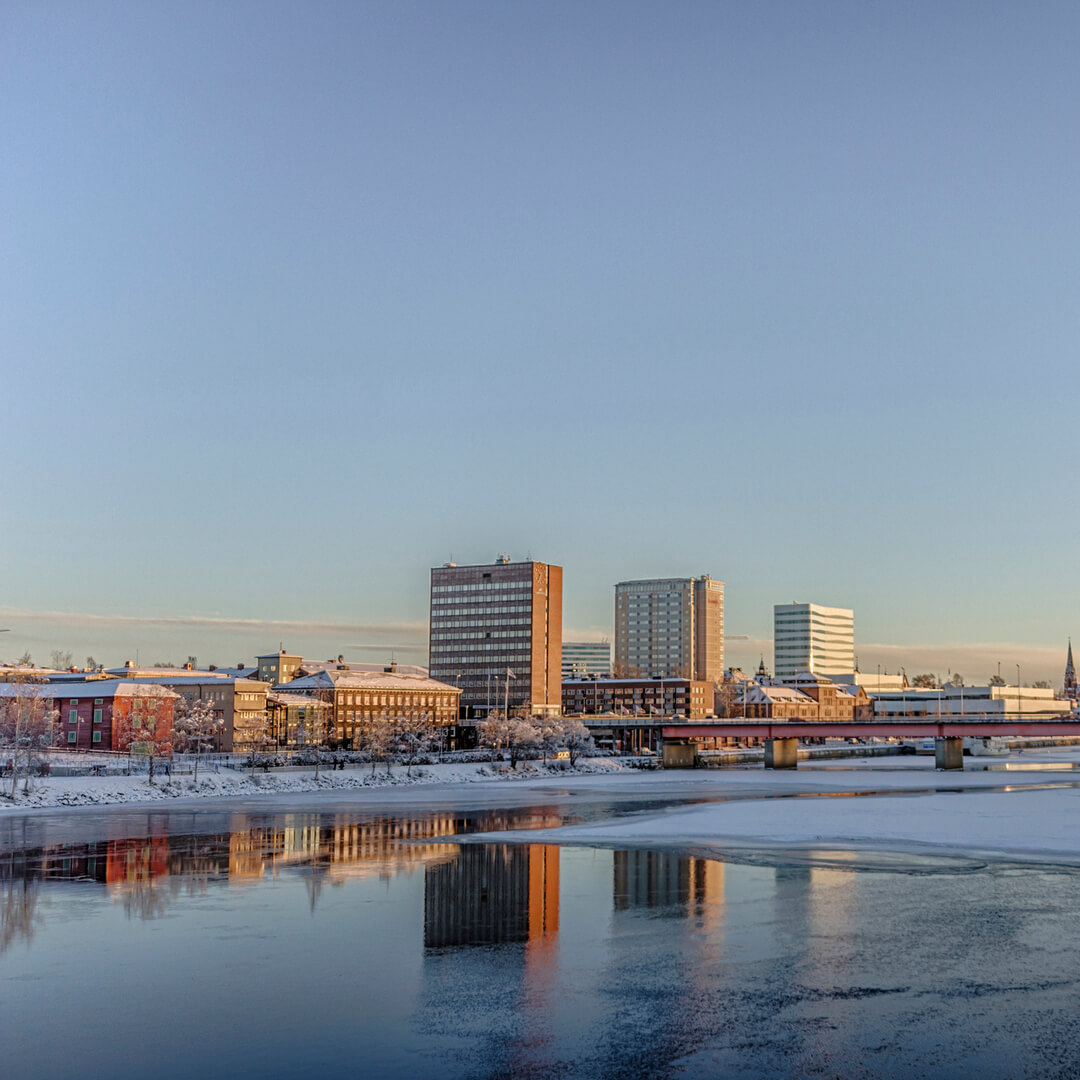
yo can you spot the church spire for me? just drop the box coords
[1065,639,1077,702]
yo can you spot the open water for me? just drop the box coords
[2,795,1079,1079]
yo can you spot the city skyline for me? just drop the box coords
[5,4,1079,683]
[1,574,1073,687]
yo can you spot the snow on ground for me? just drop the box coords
[0,758,633,810]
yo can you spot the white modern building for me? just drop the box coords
[872,683,1070,720]
[561,641,612,679]
[615,576,724,682]
[773,602,854,678]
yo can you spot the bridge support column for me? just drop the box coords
[662,740,697,769]
[765,737,799,770]
[935,737,964,771]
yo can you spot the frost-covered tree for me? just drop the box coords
[392,711,437,777]
[558,717,595,767]
[0,679,58,798]
[478,712,538,769]
[477,710,509,762]
[172,697,222,784]
[49,650,73,670]
[296,716,324,779]
[115,689,174,784]
[533,713,563,764]
[240,711,274,773]
[911,674,938,688]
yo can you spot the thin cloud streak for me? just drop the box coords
[0,608,427,638]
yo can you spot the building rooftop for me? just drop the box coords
[284,670,460,693]
[0,680,179,700]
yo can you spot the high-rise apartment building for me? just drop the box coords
[429,557,562,717]
[773,602,854,678]
[561,641,612,679]
[614,576,724,682]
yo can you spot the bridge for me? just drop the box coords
[657,718,1080,770]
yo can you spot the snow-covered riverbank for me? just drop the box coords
[7,750,1080,870]
[0,757,634,809]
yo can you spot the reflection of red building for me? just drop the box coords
[105,836,170,886]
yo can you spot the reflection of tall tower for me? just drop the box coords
[527,845,559,939]
[613,851,723,912]
[424,844,560,949]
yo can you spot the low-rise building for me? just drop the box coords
[266,691,333,749]
[872,684,1071,719]
[256,650,304,685]
[21,681,178,751]
[283,667,462,748]
[104,663,265,752]
[562,677,712,720]
[732,672,871,721]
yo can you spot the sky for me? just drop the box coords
[2,1,1078,684]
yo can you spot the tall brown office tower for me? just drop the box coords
[614,575,724,682]
[429,556,563,718]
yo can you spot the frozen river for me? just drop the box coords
[3,759,1080,1078]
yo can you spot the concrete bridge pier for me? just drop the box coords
[661,740,697,769]
[935,737,964,770]
[765,737,799,770]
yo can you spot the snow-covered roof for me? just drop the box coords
[105,666,236,680]
[745,685,814,704]
[283,670,459,693]
[268,691,329,707]
[776,670,833,686]
[0,680,178,700]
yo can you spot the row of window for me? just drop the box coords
[430,603,532,615]
[430,649,532,661]
[432,581,531,593]
[430,632,531,643]
[70,709,103,723]
[338,693,454,707]
[430,617,532,628]
[67,731,103,743]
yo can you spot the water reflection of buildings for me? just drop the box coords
[613,849,724,916]
[226,814,461,884]
[424,844,559,949]
[1,813,536,921]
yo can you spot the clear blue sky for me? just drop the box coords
[3,2,1077,681]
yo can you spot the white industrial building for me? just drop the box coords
[872,683,1071,720]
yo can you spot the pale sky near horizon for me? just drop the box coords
[3,2,1078,683]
